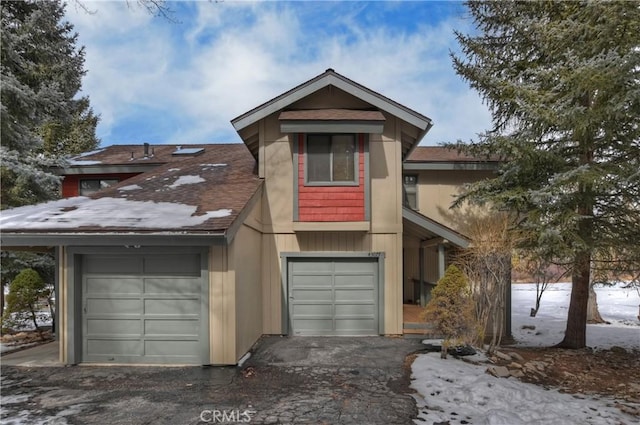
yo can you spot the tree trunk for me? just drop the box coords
[587,286,605,324]
[556,251,591,348]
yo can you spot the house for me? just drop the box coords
[0,69,500,366]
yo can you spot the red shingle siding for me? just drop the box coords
[61,173,140,197]
[297,134,366,222]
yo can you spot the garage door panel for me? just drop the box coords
[333,261,376,273]
[291,261,334,273]
[86,277,143,294]
[144,278,200,294]
[82,253,206,365]
[335,318,376,333]
[88,339,143,356]
[87,319,140,336]
[334,275,375,287]
[145,340,198,357]
[144,319,199,336]
[85,256,142,274]
[144,255,200,276]
[289,258,379,336]
[291,304,333,317]
[292,288,333,302]
[144,298,200,315]
[334,304,375,316]
[87,298,142,315]
[335,289,375,302]
[294,319,334,332]
[290,274,333,286]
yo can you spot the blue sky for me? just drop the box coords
[65,1,491,147]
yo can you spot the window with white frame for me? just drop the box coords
[306,134,357,184]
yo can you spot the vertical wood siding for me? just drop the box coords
[232,223,263,361]
[209,245,236,365]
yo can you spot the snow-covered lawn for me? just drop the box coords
[0,311,52,354]
[411,282,640,425]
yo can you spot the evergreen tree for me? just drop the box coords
[422,265,477,358]
[450,1,640,348]
[1,268,50,338]
[1,0,99,208]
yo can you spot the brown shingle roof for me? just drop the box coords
[3,144,262,234]
[279,109,385,122]
[68,144,216,166]
[406,146,499,163]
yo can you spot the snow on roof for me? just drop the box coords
[0,197,231,230]
[168,175,205,189]
[118,184,142,191]
[66,159,102,166]
[2,144,261,235]
[73,148,106,158]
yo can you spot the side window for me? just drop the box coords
[80,179,119,196]
[403,174,418,210]
[306,134,357,184]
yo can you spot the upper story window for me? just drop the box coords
[80,178,119,196]
[403,174,418,210]
[306,134,357,185]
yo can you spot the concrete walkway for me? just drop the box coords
[1,341,61,367]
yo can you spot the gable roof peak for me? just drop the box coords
[231,69,433,159]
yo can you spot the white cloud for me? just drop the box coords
[65,1,492,147]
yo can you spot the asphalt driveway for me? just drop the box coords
[1,336,424,424]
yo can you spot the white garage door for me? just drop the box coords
[288,258,380,336]
[82,253,207,364]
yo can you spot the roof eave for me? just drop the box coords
[403,161,500,171]
[0,232,226,248]
[231,69,433,135]
[402,207,469,248]
[54,164,163,175]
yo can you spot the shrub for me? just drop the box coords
[422,265,477,358]
[1,268,48,338]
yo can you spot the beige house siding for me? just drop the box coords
[415,169,495,232]
[255,102,406,335]
[209,244,235,365]
[232,225,263,362]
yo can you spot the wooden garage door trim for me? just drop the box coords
[280,252,385,335]
[65,246,209,365]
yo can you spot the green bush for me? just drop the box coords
[1,268,48,337]
[422,265,477,358]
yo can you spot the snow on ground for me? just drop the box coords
[411,282,640,425]
[0,311,52,353]
[513,282,640,350]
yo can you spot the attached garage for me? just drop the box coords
[285,255,383,336]
[76,249,209,365]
